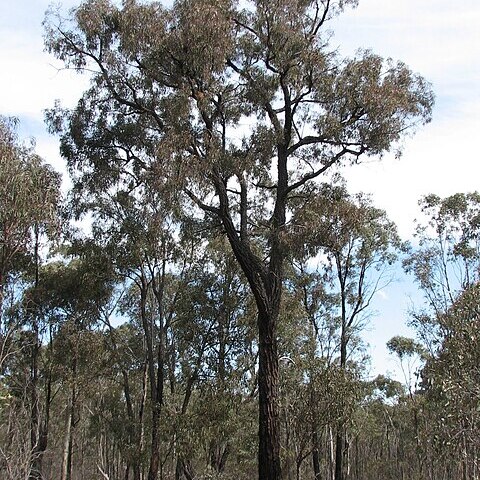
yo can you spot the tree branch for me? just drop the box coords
[285,148,348,194]
[184,189,219,215]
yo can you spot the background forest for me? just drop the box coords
[1,1,479,480]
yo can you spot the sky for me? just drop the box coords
[331,0,480,378]
[1,0,479,380]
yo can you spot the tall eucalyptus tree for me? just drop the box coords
[45,1,433,477]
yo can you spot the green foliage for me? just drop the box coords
[369,374,404,401]
[0,115,61,298]
[44,0,433,243]
[386,336,425,360]
[0,1,444,478]
[420,284,480,460]
[405,192,480,319]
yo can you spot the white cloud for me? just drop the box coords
[340,101,480,239]
[376,290,388,301]
[333,0,480,90]
[0,25,89,118]
[326,0,480,239]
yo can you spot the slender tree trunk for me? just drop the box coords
[30,228,48,480]
[122,369,141,480]
[61,358,76,480]
[462,434,468,480]
[175,457,195,480]
[334,432,344,480]
[139,361,148,460]
[138,274,164,480]
[135,254,169,480]
[209,441,229,473]
[148,405,161,480]
[296,456,303,480]
[208,276,232,474]
[354,436,360,480]
[29,322,40,480]
[312,427,322,480]
[329,425,335,480]
[335,273,348,480]
[0,271,4,320]
[31,370,51,480]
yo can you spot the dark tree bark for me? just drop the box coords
[312,427,322,480]
[213,171,285,479]
[257,310,281,480]
[30,369,52,480]
[209,441,230,474]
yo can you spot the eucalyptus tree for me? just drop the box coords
[328,194,399,480]
[0,115,60,343]
[404,193,480,479]
[0,251,114,480]
[79,184,184,480]
[178,238,255,476]
[397,192,480,479]
[45,1,433,477]
[290,184,402,479]
[386,336,425,397]
[35,255,114,480]
[346,376,406,480]
[67,174,253,478]
[0,116,61,480]
[292,185,402,366]
[420,284,480,480]
[405,192,480,351]
[92,320,148,480]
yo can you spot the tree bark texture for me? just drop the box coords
[312,427,322,480]
[335,432,344,480]
[258,309,281,480]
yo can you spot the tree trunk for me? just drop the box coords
[138,273,165,480]
[147,404,161,480]
[329,425,335,480]
[175,457,195,480]
[214,155,285,480]
[312,427,322,480]
[121,369,141,480]
[29,247,53,480]
[334,432,344,480]
[29,322,40,480]
[209,441,229,473]
[30,370,52,480]
[258,309,281,480]
[61,359,76,480]
[335,278,348,480]
[0,271,4,321]
[147,255,168,480]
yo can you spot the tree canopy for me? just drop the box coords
[44,4,433,475]
[11,2,480,480]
